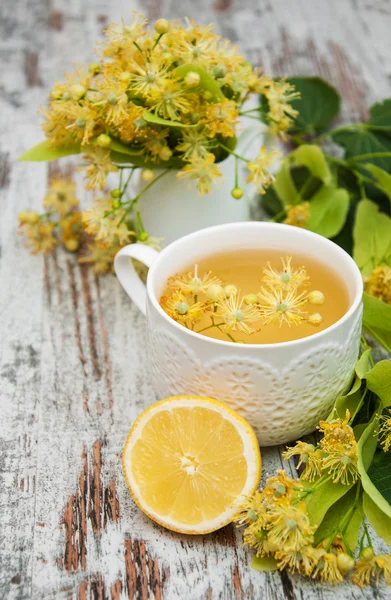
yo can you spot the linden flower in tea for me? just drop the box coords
[160,251,348,344]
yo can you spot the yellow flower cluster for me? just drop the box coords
[237,468,391,587]
[18,178,82,254]
[283,202,310,228]
[283,411,359,485]
[364,265,391,304]
[18,176,159,275]
[40,12,298,196]
[379,408,391,452]
[235,471,351,584]
[160,256,325,342]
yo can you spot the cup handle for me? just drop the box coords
[114,244,159,315]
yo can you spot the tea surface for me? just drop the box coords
[161,249,350,344]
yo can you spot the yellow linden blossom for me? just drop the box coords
[104,12,147,51]
[177,153,223,196]
[311,549,344,585]
[233,492,268,527]
[79,147,118,190]
[265,79,300,137]
[283,442,323,482]
[148,81,193,122]
[267,503,315,552]
[168,264,220,296]
[94,76,129,126]
[176,128,212,161]
[352,549,391,588]
[283,202,310,228]
[318,411,358,485]
[19,221,58,254]
[276,546,317,575]
[215,293,261,335]
[246,146,279,194]
[160,290,205,324]
[379,408,391,452]
[364,265,391,304]
[62,103,98,145]
[44,178,79,216]
[202,98,239,138]
[79,242,121,275]
[258,287,308,326]
[263,256,310,290]
[130,61,172,98]
[59,212,83,251]
[262,469,301,506]
[83,197,132,246]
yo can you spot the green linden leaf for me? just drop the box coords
[18,140,81,161]
[288,76,341,134]
[314,485,363,551]
[109,139,142,156]
[291,145,332,184]
[363,492,391,545]
[363,163,391,206]
[368,98,391,130]
[357,411,391,520]
[363,294,391,332]
[365,360,391,407]
[306,185,350,238]
[304,476,354,527]
[272,161,302,206]
[355,349,373,379]
[367,451,391,504]
[332,377,363,421]
[332,127,391,171]
[143,110,198,128]
[353,199,391,276]
[250,555,278,572]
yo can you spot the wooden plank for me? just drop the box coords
[1,0,391,598]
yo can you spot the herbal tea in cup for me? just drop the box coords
[160,249,349,344]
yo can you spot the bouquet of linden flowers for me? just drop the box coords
[19,12,299,272]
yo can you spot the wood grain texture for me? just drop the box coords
[1,0,391,598]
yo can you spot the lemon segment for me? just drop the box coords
[122,396,261,534]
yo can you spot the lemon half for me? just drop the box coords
[122,396,261,534]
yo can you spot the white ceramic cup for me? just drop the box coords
[114,222,363,446]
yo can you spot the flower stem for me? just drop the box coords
[219,142,250,163]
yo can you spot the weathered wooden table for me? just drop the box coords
[1,0,391,598]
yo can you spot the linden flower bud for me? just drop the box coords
[214,65,227,79]
[308,290,325,305]
[50,87,62,100]
[224,284,238,297]
[141,169,154,183]
[206,284,225,302]
[64,238,79,252]
[119,71,132,82]
[110,189,121,199]
[139,232,149,242]
[360,547,374,561]
[69,84,86,100]
[184,71,201,88]
[244,294,258,305]
[308,313,323,325]
[89,62,101,74]
[159,147,173,161]
[337,553,355,573]
[19,211,40,224]
[96,133,111,148]
[154,18,170,34]
[112,199,121,209]
[231,187,244,200]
